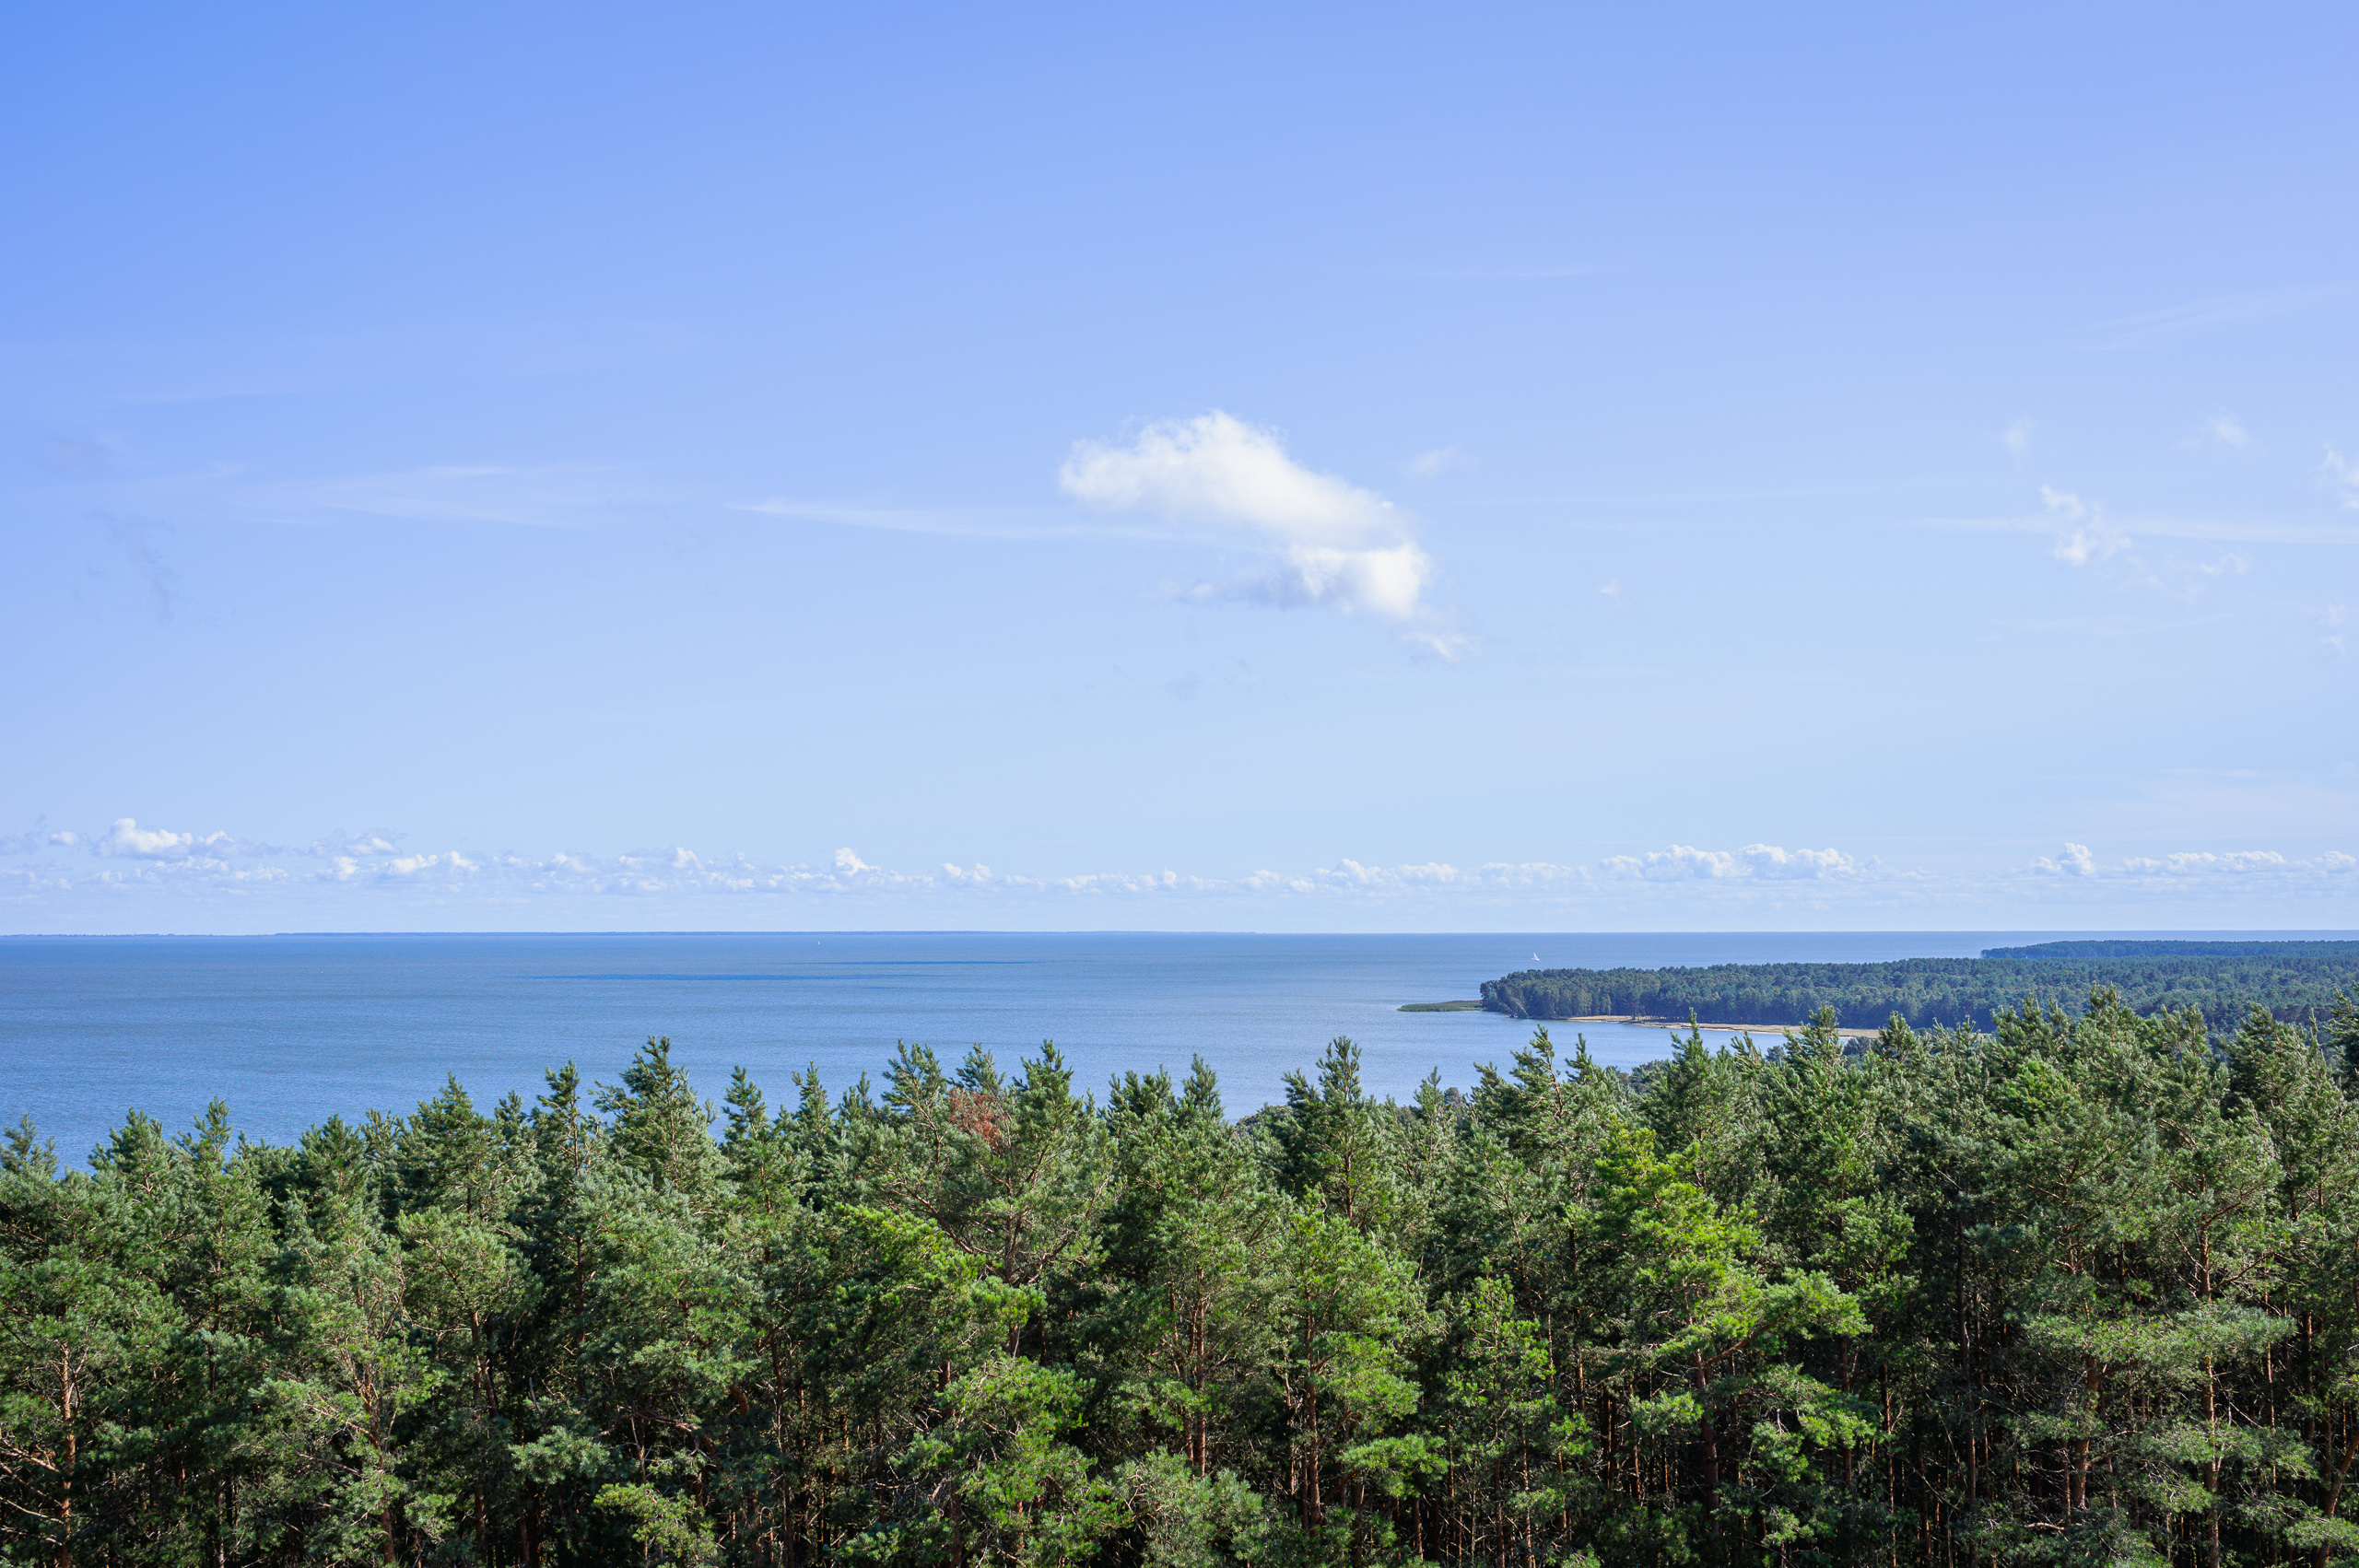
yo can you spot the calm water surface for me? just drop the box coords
[0,930,2279,1164]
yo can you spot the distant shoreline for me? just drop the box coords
[1399,1000,1884,1040]
[1550,1013,1886,1041]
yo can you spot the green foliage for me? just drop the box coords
[596,1482,721,1567]
[892,1355,1127,1568]
[9,993,2359,1568]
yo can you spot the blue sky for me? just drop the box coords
[5,3,2356,933]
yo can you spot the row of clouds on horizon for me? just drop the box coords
[3,821,2354,911]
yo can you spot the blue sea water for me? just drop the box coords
[0,929,2325,1165]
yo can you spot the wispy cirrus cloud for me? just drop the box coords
[101,516,179,623]
[2076,282,2358,350]
[1404,446,1475,479]
[2325,447,2359,510]
[46,452,679,537]
[0,826,79,855]
[41,434,122,477]
[1060,412,1464,658]
[237,464,646,529]
[739,497,1131,542]
[1924,491,2359,549]
[2199,412,2254,451]
[2042,487,2134,568]
[4,316,695,409]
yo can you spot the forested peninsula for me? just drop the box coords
[1480,939,2359,1032]
[10,987,2359,1568]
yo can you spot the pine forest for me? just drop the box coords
[9,989,2359,1568]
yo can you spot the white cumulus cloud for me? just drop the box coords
[29,823,2359,917]
[93,818,275,860]
[2030,842,2098,876]
[2122,849,2289,875]
[1060,412,1461,656]
[379,852,477,879]
[2026,844,2355,882]
[1599,844,1860,882]
[311,829,403,858]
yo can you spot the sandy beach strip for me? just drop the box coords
[1548,1013,1887,1042]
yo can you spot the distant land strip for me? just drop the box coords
[1469,939,2359,1035]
